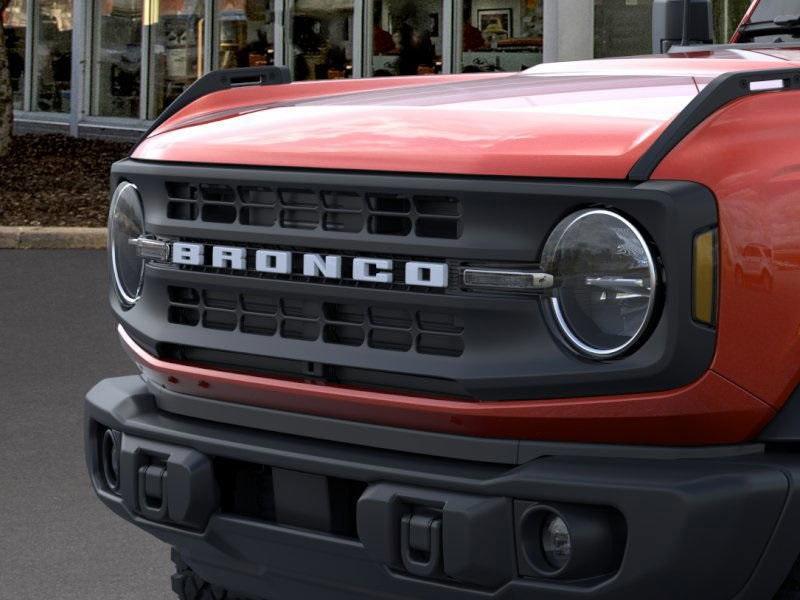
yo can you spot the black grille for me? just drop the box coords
[167,286,465,357]
[117,160,719,402]
[165,181,462,240]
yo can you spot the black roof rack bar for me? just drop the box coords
[629,67,800,181]
[134,65,291,151]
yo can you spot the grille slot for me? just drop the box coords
[166,286,465,357]
[163,181,461,239]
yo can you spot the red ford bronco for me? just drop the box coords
[86,0,800,598]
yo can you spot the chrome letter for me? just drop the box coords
[172,243,204,266]
[303,254,342,279]
[352,258,393,284]
[255,250,292,274]
[212,246,247,270]
[406,262,448,288]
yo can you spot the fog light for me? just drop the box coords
[542,514,572,569]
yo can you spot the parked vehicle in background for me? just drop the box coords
[86,1,800,598]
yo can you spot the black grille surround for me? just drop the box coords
[113,159,718,402]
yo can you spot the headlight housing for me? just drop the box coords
[109,182,145,306]
[541,209,658,359]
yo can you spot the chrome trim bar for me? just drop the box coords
[462,269,554,291]
[129,236,170,261]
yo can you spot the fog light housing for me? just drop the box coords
[515,503,625,580]
[109,181,146,307]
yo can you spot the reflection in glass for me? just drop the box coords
[92,0,143,118]
[372,0,442,76]
[2,0,26,109]
[714,0,758,42]
[148,0,205,119]
[33,0,72,112]
[594,0,652,58]
[215,0,275,69]
[289,0,354,81]
[461,0,542,73]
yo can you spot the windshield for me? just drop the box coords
[739,0,800,42]
[750,0,800,22]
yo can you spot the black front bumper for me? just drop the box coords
[86,376,800,600]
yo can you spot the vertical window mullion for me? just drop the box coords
[140,0,152,121]
[274,0,286,68]
[352,0,365,78]
[442,0,454,74]
[69,0,87,134]
[87,0,102,115]
[22,0,34,111]
[363,0,373,77]
[85,0,97,118]
[451,0,463,74]
[204,0,214,73]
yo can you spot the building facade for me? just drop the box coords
[2,0,751,139]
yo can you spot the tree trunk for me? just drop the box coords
[0,1,13,158]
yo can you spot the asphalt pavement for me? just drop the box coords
[0,250,174,599]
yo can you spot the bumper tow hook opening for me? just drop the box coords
[400,511,443,578]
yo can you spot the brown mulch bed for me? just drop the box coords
[0,134,132,227]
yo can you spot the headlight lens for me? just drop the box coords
[541,209,658,358]
[109,182,145,306]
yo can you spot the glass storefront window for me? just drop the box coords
[371,0,443,76]
[215,0,275,69]
[460,0,543,73]
[2,0,26,110]
[33,0,72,113]
[288,0,354,81]
[147,0,205,119]
[594,0,652,58]
[91,0,143,118]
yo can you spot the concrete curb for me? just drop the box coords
[0,227,107,250]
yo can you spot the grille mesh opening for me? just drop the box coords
[163,181,461,239]
[168,306,200,326]
[324,324,365,347]
[202,203,237,224]
[166,287,465,357]
[200,184,235,203]
[167,202,197,221]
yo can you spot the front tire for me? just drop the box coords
[172,549,259,600]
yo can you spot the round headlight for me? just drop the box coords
[109,182,145,306]
[541,209,658,358]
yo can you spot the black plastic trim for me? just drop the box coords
[134,66,291,151]
[629,68,800,181]
[86,376,800,600]
[759,384,800,444]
